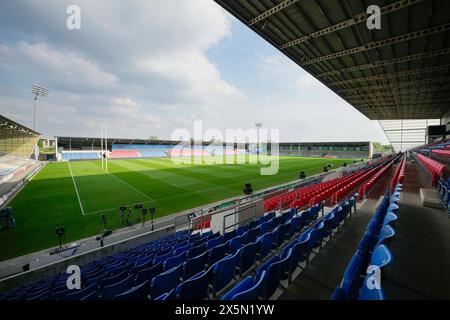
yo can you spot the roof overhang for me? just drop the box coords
[214,0,450,120]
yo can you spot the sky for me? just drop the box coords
[0,0,389,144]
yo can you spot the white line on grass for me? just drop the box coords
[107,171,154,201]
[68,161,86,215]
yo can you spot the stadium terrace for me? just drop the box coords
[0,0,449,306]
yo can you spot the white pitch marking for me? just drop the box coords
[68,161,86,215]
[107,171,153,201]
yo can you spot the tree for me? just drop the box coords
[148,135,159,141]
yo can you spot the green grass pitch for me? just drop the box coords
[0,156,352,261]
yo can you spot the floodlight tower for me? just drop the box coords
[255,122,263,155]
[32,85,49,131]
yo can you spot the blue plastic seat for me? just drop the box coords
[62,284,97,300]
[279,248,293,281]
[258,232,274,260]
[221,270,267,300]
[187,243,207,259]
[309,221,324,252]
[248,220,259,230]
[232,270,266,300]
[341,254,364,300]
[153,251,172,265]
[376,225,395,246]
[175,267,212,300]
[135,262,163,285]
[255,255,279,281]
[275,222,290,247]
[80,291,99,300]
[174,243,192,256]
[259,221,271,235]
[289,216,301,238]
[101,270,128,288]
[370,244,393,268]
[243,227,259,244]
[211,250,240,295]
[263,257,284,299]
[387,203,399,214]
[183,251,208,280]
[331,286,346,300]
[359,274,386,300]
[382,212,398,226]
[101,275,134,300]
[238,240,259,275]
[228,235,243,255]
[206,235,223,250]
[153,288,176,300]
[236,225,249,236]
[130,259,153,275]
[220,276,253,301]
[296,232,311,264]
[164,251,186,271]
[223,230,236,243]
[113,280,150,300]
[208,243,229,265]
[150,263,183,298]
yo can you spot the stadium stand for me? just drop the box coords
[278,142,371,159]
[61,152,101,160]
[412,152,446,186]
[0,193,358,300]
[332,191,396,300]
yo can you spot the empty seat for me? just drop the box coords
[228,235,243,255]
[101,275,134,300]
[153,288,176,301]
[164,251,186,271]
[370,244,393,268]
[187,243,206,259]
[113,280,150,300]
[238,240,259,275]
[135,262,163,285]
[150,263,183,298]
[153,251,172,265]
[258,232,274,260]
[221,269,267,301]
[183,251,208,280]
[206,235,223,250]
[376,225,395,246]
[63,284,97,300]
[211,250,240,295]
[208,243,229,265]
[175,267,212,300]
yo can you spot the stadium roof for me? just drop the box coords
[56,137,183,149]
[279,141,370,146]
[0,114,40,138]
[214,0,450,120]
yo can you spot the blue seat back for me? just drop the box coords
[239,240,259,274]
[370,244,393,268]
[212,250,240,293]
[102,275,134,300]
[183,251,208,280]
[228,235,243,254]
[175,267,212,300]
[164,251,187,271]
[136,262,163,285]
[209,242,229,265]
[187,243,207,259]
[150,263,183,298]
[113,280,149,300]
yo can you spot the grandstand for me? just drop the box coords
[0,115,43,207]
[279,141,371,158]
[0,0,449,305]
